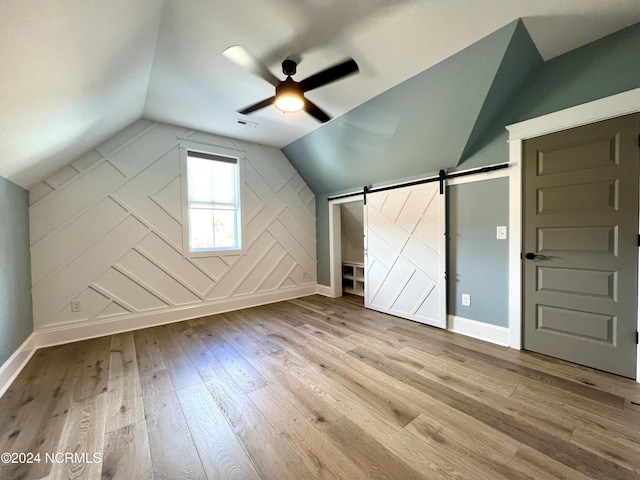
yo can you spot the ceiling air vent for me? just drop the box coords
[237,119,258,128]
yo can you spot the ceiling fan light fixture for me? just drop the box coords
[275,95,304,113]
[225,46,358,122]
[275,78,304,113]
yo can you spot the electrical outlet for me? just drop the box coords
[496,226,508,240]
[461,294,471,307]
[71,300,82,312]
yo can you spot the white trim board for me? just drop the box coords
[0,334,38,398]
[447,315,509,347]
[0,285,317,397]
[315,284,334,297]
[506,87,640,383]
[445,164,511,187]
[506,88,640,140]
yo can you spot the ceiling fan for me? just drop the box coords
[223,45,359,123]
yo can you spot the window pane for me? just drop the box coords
[187,156,237,205]
[213,210,237,248]
[185,151,241,253]
[189,208,214,250]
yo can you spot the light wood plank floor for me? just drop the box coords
[2,295,640,479]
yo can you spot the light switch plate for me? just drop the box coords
[496,226,507,240]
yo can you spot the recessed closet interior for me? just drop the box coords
[340,200,364,296]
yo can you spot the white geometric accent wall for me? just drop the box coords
[29,120,316,330]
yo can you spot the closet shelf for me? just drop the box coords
[342,262,364,297]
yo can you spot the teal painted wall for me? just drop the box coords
[462,21,640,169]
[0,176,33,365]
[447,178,509,327]
[292,20,640,328]
[449,22,640,327]
[311,19,540,287]
[510,21,640,125]
[283,20,526,195]
[459,20,544,163]
[316,192,331,285]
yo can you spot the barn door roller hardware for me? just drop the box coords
[328,163,509,202]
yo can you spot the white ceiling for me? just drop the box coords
[2,0,640,188]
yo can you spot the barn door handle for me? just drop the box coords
[525,252,547,260]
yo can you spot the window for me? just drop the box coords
[185,150,241,252]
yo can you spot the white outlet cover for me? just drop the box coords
[496,226,508,239]
[461,294,471,306]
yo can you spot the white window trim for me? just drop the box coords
[179,140,246,258]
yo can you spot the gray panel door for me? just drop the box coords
[523,114,639,378]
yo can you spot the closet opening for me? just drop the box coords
[328,196,364,298]
[339,200,365,297]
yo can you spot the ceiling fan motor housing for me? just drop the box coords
[282,59,297,76]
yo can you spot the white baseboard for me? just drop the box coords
[0,334,38,398]
[1,285,317,396]
[315,284,336,297]
[447,314,509,347]
[33,285,318,349]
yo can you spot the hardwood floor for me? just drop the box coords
[2,294,640,479]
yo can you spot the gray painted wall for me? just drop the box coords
[447,178,509,327]
[0,176,33,365]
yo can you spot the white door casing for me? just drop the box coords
[507,87,640,383]
[365,182,446,328]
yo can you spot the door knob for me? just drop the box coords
[525,252,547,260]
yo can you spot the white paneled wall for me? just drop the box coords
[29,120,316,331]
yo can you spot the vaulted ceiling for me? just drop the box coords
[3,0,640,189]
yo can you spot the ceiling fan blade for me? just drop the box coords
[299,58,359,92]
[223,45,280,87]
[239,96,275,115]
[304,99,331,123]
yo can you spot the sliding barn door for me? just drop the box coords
[365,183,446,328]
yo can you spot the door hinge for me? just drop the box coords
[637,331,639,344]
[638,234,640,247]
